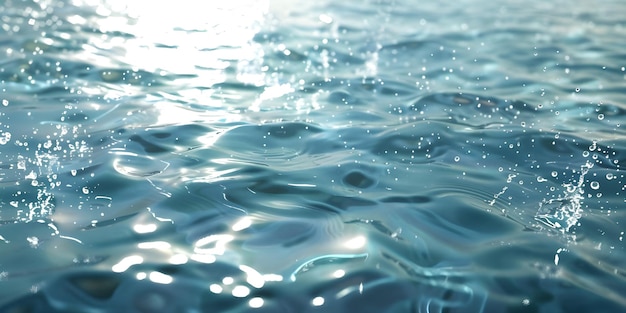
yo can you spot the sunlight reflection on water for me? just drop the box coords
[1,0,626,312]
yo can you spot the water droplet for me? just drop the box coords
[598,114,604,120]
[606,173,614,180]
[589,142,597,151]
[590,181,600,190]
[454,156,460,162]
[82,187,90,194]
[0,131,11,145]
[551,171,558,177]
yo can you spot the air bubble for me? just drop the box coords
[590,181,600,190]
[589,142,597,151]
[598,114,604,120]
[551,171,558,177]
[454,156,460,162]
[606,173,614,180]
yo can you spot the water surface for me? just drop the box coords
[1,0,626,312]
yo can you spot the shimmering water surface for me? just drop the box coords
[1,0,626,312]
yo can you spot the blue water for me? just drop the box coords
[1,0,626,312]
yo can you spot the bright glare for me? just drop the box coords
[209,284,223,294]
[249,297,264,308]
[222,276,234,285]
[149,271,174,284]
[136,272,147,280]
[190,253,217,264]
[137,241,171,250]
[169,254,189,265]
[263,273,284,282]
[194,234,234,255]
[333,269,345,278]
[232,217,253,232]
[133,223,157,234]
[312,296,325,306]
[232,285,251,298]
[112,255,143,273]
[240,264,265,288]
[70,0,269,73]
[343,236,367,250]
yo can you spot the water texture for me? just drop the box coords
[1,0,625,312]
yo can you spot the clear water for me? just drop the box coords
[1,0,625,312]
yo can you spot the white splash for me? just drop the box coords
[534,160,593,233]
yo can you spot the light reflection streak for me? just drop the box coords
[344,235,367,250]
[332,269,345,278]
[289,253,368,282]
[209,284,223,294]
[137,241,171,250]
[58,235,83,244]
[189,253,216,264]
[248,297,264,308]
[147,207,173,223]
[312,296,325,306]
[193,234,234,255]
[239,264,265,288]
[262,273,283,282]
[133,223,157,234]
[231,285,250,298]
[286,183,317,188]
[232,217,253,232]
[168,254,188,265]
[148,271,173,284]
[112,255,143,273]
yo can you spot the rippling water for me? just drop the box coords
[1,0,626,312]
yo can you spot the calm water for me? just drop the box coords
[1,0,626,312]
